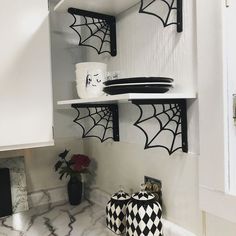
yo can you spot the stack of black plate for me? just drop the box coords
[103,77,174,95]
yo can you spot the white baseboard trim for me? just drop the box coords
[200,186,236,223]
[162,219,197,236]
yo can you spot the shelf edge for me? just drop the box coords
[57,93,197,106]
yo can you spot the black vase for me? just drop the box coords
[67,177,82,205]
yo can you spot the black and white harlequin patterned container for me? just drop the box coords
[106,190,131,235]
[126,190,163,236]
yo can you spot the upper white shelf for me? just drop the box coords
[54,0,140,15]
[57,93,197,106]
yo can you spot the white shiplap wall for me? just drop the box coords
[74,1,199,153]
[80,1,201,235]
[85,1,197,95]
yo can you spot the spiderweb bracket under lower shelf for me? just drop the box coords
[68,8,117,56]
[71,103,119,143]
[132,99,188,155]
[139,0,183,32]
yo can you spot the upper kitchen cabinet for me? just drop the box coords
[0,0,54,151]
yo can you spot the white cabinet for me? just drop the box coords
[198,0,236,223]
[0,0,54,151]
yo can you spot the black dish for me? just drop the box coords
[104,77,174,86]
[103,84,171,95]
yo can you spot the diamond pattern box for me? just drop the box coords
[126,190,163,236]
[106,190,131,234]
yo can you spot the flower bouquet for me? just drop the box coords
[55,149,91,205]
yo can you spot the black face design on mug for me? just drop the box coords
[86,70,102,88]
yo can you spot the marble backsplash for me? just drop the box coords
[0,156,29,213]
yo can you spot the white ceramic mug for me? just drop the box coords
[75,62,107,99]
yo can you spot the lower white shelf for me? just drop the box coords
[56,92,195,155]
[57,93,197,106]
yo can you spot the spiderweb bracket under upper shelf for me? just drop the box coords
[71,103,119,143]
[68,8,117,56]
[139,0,183,32]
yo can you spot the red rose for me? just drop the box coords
[71,154,91,172]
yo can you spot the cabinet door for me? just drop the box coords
[0,0,54,151]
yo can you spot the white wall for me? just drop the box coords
[79,1,202,235]
[84,140,202,235]
[72,1,236,235]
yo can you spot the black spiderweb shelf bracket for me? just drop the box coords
[68,8,117,56]
[71,104,119,143]
[139,0,183,32]
[132,99,188,155]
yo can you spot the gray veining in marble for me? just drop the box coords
[0,186,196,236]
[0,200,117,236]
[0,157,28,214]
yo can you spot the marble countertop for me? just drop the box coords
[0,200,116,236]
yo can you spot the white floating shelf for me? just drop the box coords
[57,93,197,106]
[54,0,140,15]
